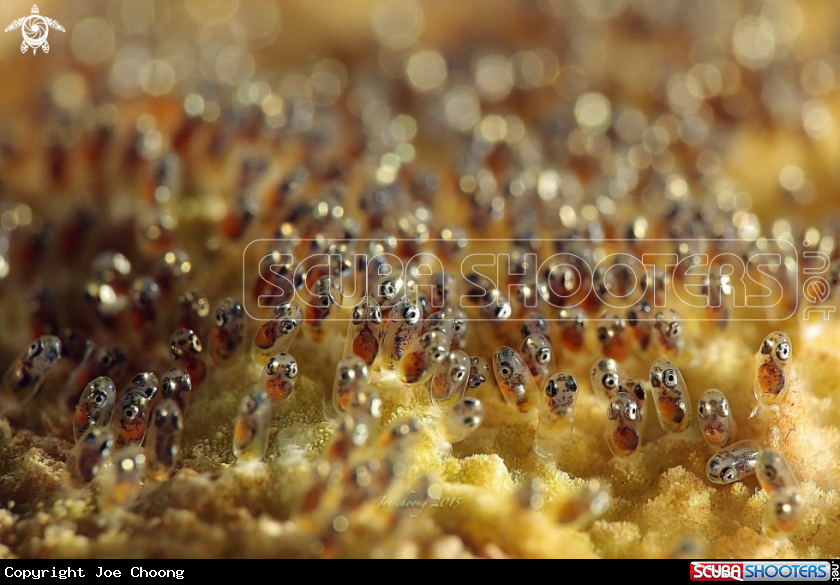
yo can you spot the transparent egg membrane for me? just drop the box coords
[0,0,839,559]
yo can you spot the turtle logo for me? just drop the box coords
[5,5,64,55]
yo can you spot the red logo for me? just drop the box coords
[691,563,744,582]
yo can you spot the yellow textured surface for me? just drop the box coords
[0,316,838,558]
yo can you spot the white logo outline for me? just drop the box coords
[5,5,64,55]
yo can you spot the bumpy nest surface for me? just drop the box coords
[1,315,839,559]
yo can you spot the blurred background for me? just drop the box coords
[0,0,561,108]
[0,0,838,226]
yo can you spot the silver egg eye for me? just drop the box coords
[708,458,720,472]
[775,342,790,361]
[499,363,514,380]
[92,390,107,406]
[722,467,736,482]
[352,307,364,324]
[27,341,43,358]
[286,362,298,378]
[123,406,139,420]
[370,307,382,324]
[698,403,709,419]
[603,373,618,389]
[215,310,226,327]
[632,384,644,400]
[404,306,419,323]
[180,336,197,351]
[545,380,559,397]
[663,369,679,389]
[537,348,551,365]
